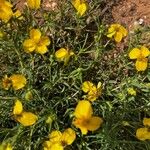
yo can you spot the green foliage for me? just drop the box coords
[0,0,150,150]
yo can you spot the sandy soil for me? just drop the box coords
[112,0,150,29]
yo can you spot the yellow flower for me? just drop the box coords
[2,74,27,90]
[23,29,50,54]
[107,24,127,42]
[129,46,150,71]
[5,143,12,150]
[73,100,103,134]
[82,81,94,93]
[43,128,76,150]
[55,48,74,65]
[2,75,11,90]
[0,143,13,150]
[0,0,13,22]
[13,100,38,126]
[27,0,41,9]
[82,81,102,102]
[72,0,88,16]
[143,118,150,126]
[136,118,150,141]
[127,88,136,96]
[9,74,27,90]
[136,127,150,141]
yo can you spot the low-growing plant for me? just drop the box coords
[0,0,150,150]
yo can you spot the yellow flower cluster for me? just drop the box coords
[136,118,150,141]
[107,24,150,71]
[43,128,76,150]
[0,0,88,22]
[2,75,37,127]
[1,0,150,148]
[42,81,103,149]
[43,82,103,149]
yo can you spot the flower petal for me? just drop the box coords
[61,128,76,145]
[129,48,141,59]
[49,130,62,143]
[119,26,128,37]
[40,36,51,46]
[4,1,13,7]
[114,32,123,42]
[135,58,148,71]
[30,29,41,42]
[49,143,63,150]
[72,0,87,16]
[72,118,88,135]
[13,100,23,115]
[143,118,150,126]
[43,140,53,149]
[35,45,48,54]
[72,0,80,10]
[23,39,36,53]
[27,0,41,9]
[16,111,38,126]
[82,81,94,93]
[107,26,116,38]
[10,74,27,90]
[3,143,13,150]
[74,100,93,119]
[107,31,116,38]
[55,48,68,60]
[0,4,13,22]
[86,116,103,131]
[79,126,88,135]
[141,46,150,57]
[77,3,87,16]
[87,89,97,102]
[111,24,121,29]
[136,127,150,141]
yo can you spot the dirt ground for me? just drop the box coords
[112,0,150,29]
[14,0,150,29]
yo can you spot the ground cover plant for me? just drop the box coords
[0,0,150,150]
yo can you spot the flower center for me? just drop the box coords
[82,119,90,126]
[61,141,67,147]
[137,56,146,61]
